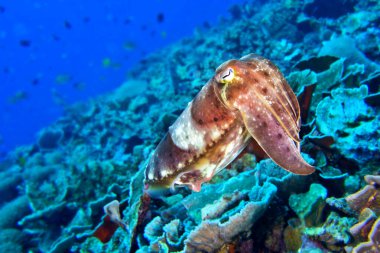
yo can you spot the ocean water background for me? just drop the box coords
[0,0,244,157]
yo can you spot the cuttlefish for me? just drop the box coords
[144,54,314,194]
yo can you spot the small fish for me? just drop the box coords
[31,78,39,86]
[103,58,112,68]
[51,89,66,106]
[73,82,86,90]
[141,25,147,31]
[8,90,28,104]
[52,34,61,41]
[203,21,211,29]
[55,74,71,84]
[102,58,121,68]
[19,40,31,47]
[156,12,164,23]
[124,17,132,25]
[64,20,72,29]
[123,41,136,50]
[144,54,315,194]
[83,16,90,23]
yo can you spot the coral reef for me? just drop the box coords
[0,0,379,252]
[289,183,327,227]
[352,218,380,253]
[316,85,380,167]
[325,175,380,252]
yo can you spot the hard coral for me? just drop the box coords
[352,218,380,253]
[365,175,380,186]
[184,182,277,252]
[346,182,380,216]
[37,128,64,151]
[319,35,380,74]
[349,208,377,243]
[316,85,380,166]
[327,175,380,218]
[143,217,185,252]
[289,183,327,227]
[304,212,356,249]
[140,158,304,252]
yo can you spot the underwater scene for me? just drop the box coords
[0,0,379,252]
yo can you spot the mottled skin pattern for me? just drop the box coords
[145,54,314,193]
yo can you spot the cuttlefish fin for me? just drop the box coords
[237,100,315,175]
[240,53,264,63]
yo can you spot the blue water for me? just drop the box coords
[0,0,245,156]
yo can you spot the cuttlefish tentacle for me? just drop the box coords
[144,54,314,195]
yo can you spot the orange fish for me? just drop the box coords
[144,54,314,194]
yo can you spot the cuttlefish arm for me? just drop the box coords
[215,54,315,175]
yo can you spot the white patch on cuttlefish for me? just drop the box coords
[215,128,250,174]
[160,169,170,178]
[173,160,218,192]
[148,170,154,180]
[169,102,207,151]
[210,129,222,141]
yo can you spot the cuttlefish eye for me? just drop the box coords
[218,67,235,83]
